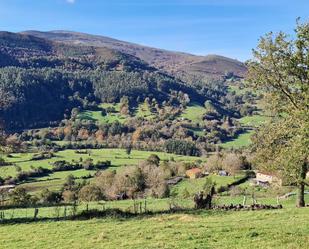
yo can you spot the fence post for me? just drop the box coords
[64,206,67,219]
[242,196,247,206]
[34,208,39,220]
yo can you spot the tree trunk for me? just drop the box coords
[296,163,307,208]
[296,183,305,207]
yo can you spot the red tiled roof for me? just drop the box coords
[186,168,201,174]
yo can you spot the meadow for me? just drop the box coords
[0,196,308,249]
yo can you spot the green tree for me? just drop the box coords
[9,187,32,206]
[247,20,309,207]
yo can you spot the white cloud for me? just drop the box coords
[66,0,75,4]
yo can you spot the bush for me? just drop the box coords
[0,157,12,166]
[62,190,77,203]
[9,187,32,206]
[40,189,62,204]
[78,184,103,202]
[147,154,160,166]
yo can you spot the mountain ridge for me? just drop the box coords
[21,30,246,78]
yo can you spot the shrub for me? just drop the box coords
[62,190,77,203]
[40,189,62,204]
[147,154,160,166]
[9,187,32,206]
[78,184,103,202]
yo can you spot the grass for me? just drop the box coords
[180,103,206,123]
[77,103,127,124]
[77,110,127,124]
[221,112,270,149]
[220,130,255,149]
[239,114,269,127]
[171,174,245,197]
[0,196,308,249]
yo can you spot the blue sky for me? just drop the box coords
[0,0,308,61]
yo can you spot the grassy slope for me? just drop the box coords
[171,174,245,197]
[77,103,127,124]
[220,130,255,149]
[0,200,308,249]
[180,103,205,123]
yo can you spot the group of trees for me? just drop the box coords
[3,155,198,206]
[205,152,251,175]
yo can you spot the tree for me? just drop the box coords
[147,154,160,166]
[9,187,32,206]
[205,153,223,173]
[78,184,102,202]
[126,144,132,155]
[40,189,62,204]
[63,174,76,191]
[120,96,130,115]
[221,153,243,177]
[247,20,309,207]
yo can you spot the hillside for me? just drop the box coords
[22,30,247,78]
[0,32,203,129]
[0,31,258,155]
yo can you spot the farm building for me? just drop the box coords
[255,172,282,186]
[218,170,228,176]
[186,168,202,179]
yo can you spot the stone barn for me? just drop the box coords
[255,172,282,186]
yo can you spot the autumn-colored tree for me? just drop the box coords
[120,96,130,115]
[247,20,309,207]
[95,130,105,143]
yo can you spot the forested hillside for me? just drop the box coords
[0,31,259,156]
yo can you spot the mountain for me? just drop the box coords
[21,30,247,78]
[0,31,250,132]
[0,31,202,129]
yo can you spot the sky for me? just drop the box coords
[0,0,308,61]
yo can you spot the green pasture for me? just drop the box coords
[180,103,206,123]
[239,114,269,127]
[171,174,245,197]
[220,130,254,149]
[77,103,127,124]
[0,195,308,249]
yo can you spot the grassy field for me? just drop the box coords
[0,196,308,249]
[171,174,245,197]
[239,114,269,127]
[221,112,269,149]
[220,130,255,149]
[180,103,206,123]
[0,149,205,193]
[77,103,127,124]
